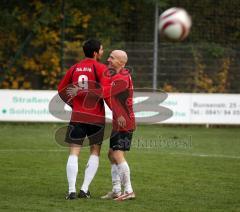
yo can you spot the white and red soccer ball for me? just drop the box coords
[159,7,192,41]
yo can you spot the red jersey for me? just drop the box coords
[58,58,107,124]
[103,69,135,132]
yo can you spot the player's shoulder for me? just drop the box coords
[77,58,91,66]
[115,69,131,79]
[94,60,107,70]
[74,59,106,70]
[121,68,131,76]
[94,61,108,78]
[65,63,78,74]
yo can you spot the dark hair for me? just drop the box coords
[82,39,101,58]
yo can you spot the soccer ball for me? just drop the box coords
[159,7,192,41]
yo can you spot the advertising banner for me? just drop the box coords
[0,90,239,124]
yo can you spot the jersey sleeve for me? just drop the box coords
[100,71,129,99]
[109,78,129,97]
[109,76,130,116]
[57,65,75,106]
[98,74,130,113]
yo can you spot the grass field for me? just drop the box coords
[0,123,240,211]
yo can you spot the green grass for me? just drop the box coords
[0,123,240,211]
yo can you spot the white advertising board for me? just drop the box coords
[161,93,240,124]
[0,90,239,124]
[0,90,61,122]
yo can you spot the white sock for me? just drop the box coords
[81,154,99,193]
[66,154,78,193]
[111,164,121,194]
[117,161,133,193]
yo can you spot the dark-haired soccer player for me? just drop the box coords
[58,39,107,200]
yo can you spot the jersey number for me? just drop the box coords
[78,75,88,90]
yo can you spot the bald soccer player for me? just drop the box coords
[101,50,136,201]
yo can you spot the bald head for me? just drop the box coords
[107,50,128,72]
[112,50,128,64]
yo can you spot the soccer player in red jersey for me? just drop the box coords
[58,39,107,200]
[64,49,136,200]
[101,50,136,201]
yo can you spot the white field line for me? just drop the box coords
[168,152,240,159]
[0,149,239,159]
[0,149,67,152]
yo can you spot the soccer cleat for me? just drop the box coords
[78,190,91,198]
[65,192,77,200]
[114,192,136,201]
[101,191,121,200]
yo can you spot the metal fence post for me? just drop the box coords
[153,1,159,90]
[60,0,65,75]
